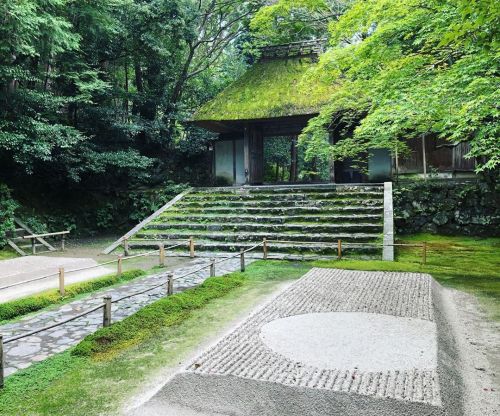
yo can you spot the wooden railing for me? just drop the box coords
[0,240,265,387]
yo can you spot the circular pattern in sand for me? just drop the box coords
[259,312,437,372]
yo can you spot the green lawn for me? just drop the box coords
[0,248,18,261]
[0,261,309,416]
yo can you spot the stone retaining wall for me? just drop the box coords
[393,180,499,236]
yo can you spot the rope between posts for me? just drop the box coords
[212,242,264,266]
[0,272,59,291]
[0,242,186,292]
[4,303,104,344]
[112,243,265,302]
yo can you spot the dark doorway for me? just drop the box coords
[263,136,330,184]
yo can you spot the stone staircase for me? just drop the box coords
[126,184,387,258]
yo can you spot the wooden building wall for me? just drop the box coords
[398,137,475,174]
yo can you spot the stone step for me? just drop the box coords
[157,213,383,224]
[135,231,380,243]
[145,222,383,234]
[184,191,383,202]
[193,185,383,194]
[128,240,381,256]
[176,198,383,209]
[166,206,383,215]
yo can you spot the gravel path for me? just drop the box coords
[1,255,254,377]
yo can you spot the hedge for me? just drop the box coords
[72,274,245,357]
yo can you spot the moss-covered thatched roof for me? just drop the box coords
[194,57,335,122]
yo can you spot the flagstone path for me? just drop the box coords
[1,255,254,377]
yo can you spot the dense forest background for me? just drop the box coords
[0,0,498,241]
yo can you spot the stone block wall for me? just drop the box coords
[393,180,499,236]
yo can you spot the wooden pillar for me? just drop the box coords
[167,273,174,295]
[210,258,215,277]
[289,136,298,183]
[159,244,165,267]
[58,267,65,296]
[189,237,195,258]
[243,125,250,184]
[395,147,399,182]
[329,132,336,183]
[0,334,4,389]
[103,296,112,327]
[247,125,264,184]
[240,249,245,272]
[123,238,130,257]
[31,238,36,255]
[117,255,123,276]
[422,133,427,180]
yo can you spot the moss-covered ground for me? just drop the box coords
[0,248,18,261]
[0,234,497,415]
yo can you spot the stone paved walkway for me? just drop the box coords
[1,255,254,377]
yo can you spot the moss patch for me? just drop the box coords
[194,57,336,121]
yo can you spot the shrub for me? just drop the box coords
[0,184,18,248]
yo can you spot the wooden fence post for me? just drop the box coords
[0,334,4,389]
[210,258,215,277]
[337,240,342,260]
[123,238,130,257]
[422,242,427,265]
[167,273,174,295]
[103,296,112,327]
[117,255,123,276]
[61,235,65,251]
[240,249,245,272]
[263,238,268,260]
[189,237,195,258]
[31,238,36,255]
[159,243,165,268]
[58,267,65,296]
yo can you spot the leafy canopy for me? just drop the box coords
[296,0,499,172]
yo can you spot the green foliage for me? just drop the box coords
[297,0,499,172]
[0,184,18,247]
[0,270,145,322]
[250,0,350,44]
[0,0,256,225]
[127,182,189,223]
[195,58,337,120]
